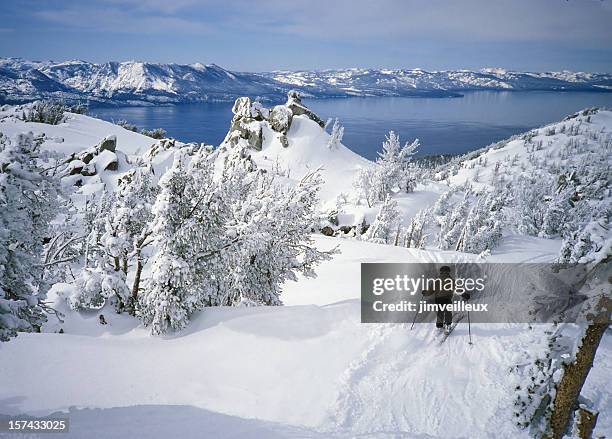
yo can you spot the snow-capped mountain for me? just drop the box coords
[264,67,612,96]
[0,58,287,105]
[1,57,611,105]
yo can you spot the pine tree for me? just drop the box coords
[107,165,159,309]
[138,154,217,335]
[456,193,503,254]
[353,166,379,208]
[376,131,419,197]
[0,133,59,341]
[211,145,334,306]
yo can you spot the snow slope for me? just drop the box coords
[0,105,154,156]
[0,106,610,439]
[251,115,372,201]
[1,237,610,438]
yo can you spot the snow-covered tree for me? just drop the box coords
[437,196,470,250]
[327,118,344,149]
[456,193,504,254]
[106,165,159,309]
[365,195,401,244]
[432,189,455,217]
[558,214,610,264]
[377,131,419,196]
[353,166,380,208]
[139,145,334,334]
[0,133,59,341]
[353,131,419,206]
[403,209,429,249]
[511,175,552,236]
[138,153,218,335]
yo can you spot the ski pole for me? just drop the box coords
[410,304,419,330]
[467,309,473,345]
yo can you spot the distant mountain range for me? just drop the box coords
[1,58,611,106]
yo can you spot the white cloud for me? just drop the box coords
[34,6,209,35]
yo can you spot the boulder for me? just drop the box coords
[287,90,302,103]
[226,119,263,151]
[92,149,119,172]
[225,97,266,150]
[320,226,335,237]
[339,225,353,234]
[232,97,266,120]
[81,151,95,164]
[144,138,177,159]
[81,164,97,176]
[98,135,116,153]
[67,160,85,175]
[269,105,293,134]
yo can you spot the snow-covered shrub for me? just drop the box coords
[141,128,167,139]
[558,214,610,264]
[432,189,455,218]
[69,263,130,311]
[353,166,380,208]
[21,101,66,125]
[116,120,138,132]
[0,133,59,341]
[510,175,553,236]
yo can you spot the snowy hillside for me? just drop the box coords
[2,57,611,105]
[0,99,610,438]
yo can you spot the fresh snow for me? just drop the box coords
[251,115,372,200]
[0,103,610,438]
[0,105,154,156]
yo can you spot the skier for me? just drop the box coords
[422,265,468,334]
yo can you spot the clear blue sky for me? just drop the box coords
[1,0,611,72]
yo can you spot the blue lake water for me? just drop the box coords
[92,91,612,160]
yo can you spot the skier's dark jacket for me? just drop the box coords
[422,272,454,301]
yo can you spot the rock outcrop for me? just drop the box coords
[63,135,120,184]
[223,90,324,151]
[285,90,325,128]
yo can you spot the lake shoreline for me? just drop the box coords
[90,91,612,160]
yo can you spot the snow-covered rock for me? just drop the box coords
[220,92,372,201]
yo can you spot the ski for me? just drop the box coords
[438,314,465,345]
